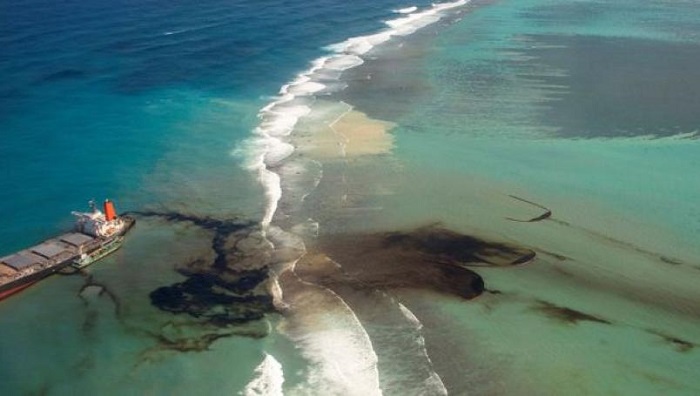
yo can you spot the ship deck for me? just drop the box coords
[0,232,100,289]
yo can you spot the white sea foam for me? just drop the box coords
[394,6,418,14]
[323,54,365,71]
[263,230,381,396]
[260,168,282,228]
[398,302,423,330]
[238,0,469,231]
[397,302,448,395]
[386,0,467,36]
[264,225,309,311]
[269,273,289,310]
[326,32,394,55]
[263,140,295,167]
[329,0,468,55]
[162,20,231,36]
[242,353,285,396]
[235,2,470,392]
[259,104,312,137]
[286,80,327,96]
[285,283,382,396]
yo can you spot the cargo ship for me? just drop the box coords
[0,199,134,301]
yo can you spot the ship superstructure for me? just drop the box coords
[0,199,134,301]
[73,199,126,238]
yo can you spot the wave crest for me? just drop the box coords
[236,1,471,393]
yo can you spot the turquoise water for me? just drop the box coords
[280,0,700,394]
[326,1,700,394]
[1,0,699,394]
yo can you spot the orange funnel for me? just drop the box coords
[104,199,117,221]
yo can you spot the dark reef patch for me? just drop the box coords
[518,34,700,138]
[534,300,611,325]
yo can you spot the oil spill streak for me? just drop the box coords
[536,249,570,261]
[647,330,697,353]
[77,274,123,320]
[149,273,274,326]
[463,279,696,355]
[549,218,691,268]
[128,211,257,270]
[659,256,683,266]
[296,224,536,301]
[505,199,692,270]
[127,211,275,351]
[506,195,552,223]
[534,300,612,325]
[154,332,233,352]
[382,225,536,267]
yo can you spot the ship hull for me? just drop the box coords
[0,263,72,301]
[0,215,136,302]
[0,281,38,300]
[72,236,124,269]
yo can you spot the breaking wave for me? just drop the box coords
[237,0,470,230]
[242,353,285,396]
[285,282,382,396]
[236,1,470,393]
[397,302,448,395]
[394,6,418,14]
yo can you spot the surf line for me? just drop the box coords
[397,301,448,395]
[283,256,383,396]
[241,0,474,393]
[243,0,473,232]
[242,353,285,396]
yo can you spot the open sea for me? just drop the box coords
[1,0,699,395]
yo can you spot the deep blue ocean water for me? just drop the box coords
[0,0,433,252]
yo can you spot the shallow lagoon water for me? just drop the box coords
[278,0,700,394]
